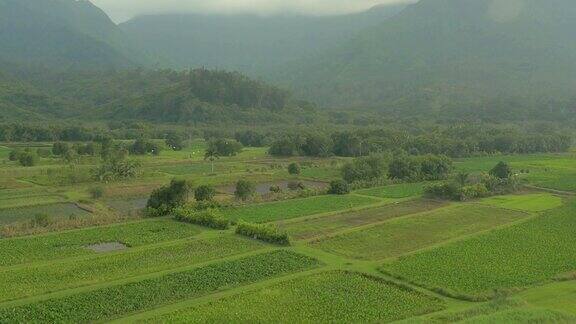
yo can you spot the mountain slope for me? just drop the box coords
[0,0,146,69]
[287,0,576,110]
[120,5,405,76]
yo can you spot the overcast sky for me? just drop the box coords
[91,0,415,23]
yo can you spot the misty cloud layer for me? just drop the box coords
[92,0,415,23]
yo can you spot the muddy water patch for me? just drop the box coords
[86,242,128,253]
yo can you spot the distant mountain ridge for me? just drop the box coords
[120,4,406,75]
[285,0,576,109]
[0,0,146,69]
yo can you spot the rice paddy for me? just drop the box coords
[1,144,576,323]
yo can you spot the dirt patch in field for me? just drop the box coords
[86,242,128,253]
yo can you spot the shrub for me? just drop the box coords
[269,185,282,193]
[425,182,489,201]
[174,208,229,230]
[328,180,350,195]
[490,161,513,179]
[8,150,19,161]
[89,186,105,199]
[18,152,38,167]
[235,222,290,245]
[342,155,388,183]
[194,185,216,202]
[52,142,70,156]
[146,179,191,215]
[235,180,256,201]
[287,163,301,175]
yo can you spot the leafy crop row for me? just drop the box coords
[174,208,229,229]
[236,222,290,245]
[381,200,576,300]
[0,250,320,322]
[0,219,201,267]
[221,194,378,223]
[151,271,444,323]
[312,204,527,260]
[0,235,264,302]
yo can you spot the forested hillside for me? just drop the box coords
[286,0,576,114]
[0,68,316,125]
[120,5,405,75]
[0,0,146,68]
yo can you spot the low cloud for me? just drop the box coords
[91,0,415,23]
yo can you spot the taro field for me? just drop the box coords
[1,145,576,322]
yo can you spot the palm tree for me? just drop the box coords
[204,148,220,173]
[456,172,469,187]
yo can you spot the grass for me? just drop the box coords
[311,204,528,261]
[300,166,342,181]
[479,193,563,212]
[518,281,576,316]
[0,193,67,209]
[0,203,91,225]
[0,145,10,159]
[380,200,576,300]
[0,250,320,323]
[455,154,576,192]
[0,235,265,302]
[149,271,445,323]
[221,194,379,223]
[284,199,447,240]
[458,308,576,323]
[356,182,428,199]
[0,219,202,267]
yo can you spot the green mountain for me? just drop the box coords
[0,0,146,69]
[286,0,576,113]
[120,5,405,75]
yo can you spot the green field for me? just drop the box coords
[356,182,428,199]
[151,271,444,323]
[0,235,265,302]
[479,193,563,212]
[221,194,380,223]
[517,281,576,316]
[311,204,528,260]
[2,141,576,323]
[0,219,202,267]
[381,200,576,300]
[0,251,319,323]
[456,154,576,192]
[283,199,447,240]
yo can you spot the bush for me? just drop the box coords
[235,222,290,245]
[18,152,38,167]
[174,208,229,230]
[52,142,70,156]
[235,180,256,201]
[146,179,191,215]
[328,180,350,195]
[8,150,19,161]
[287,163,301,175]
[194,185,216,202]
[425,182,490,201]
[269,185,282,193]
[490,161,513,179]
[89,186,105,199]
[342,155,388,183]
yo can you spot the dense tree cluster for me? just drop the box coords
[268,126,571,158]
[426,162,519,201]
